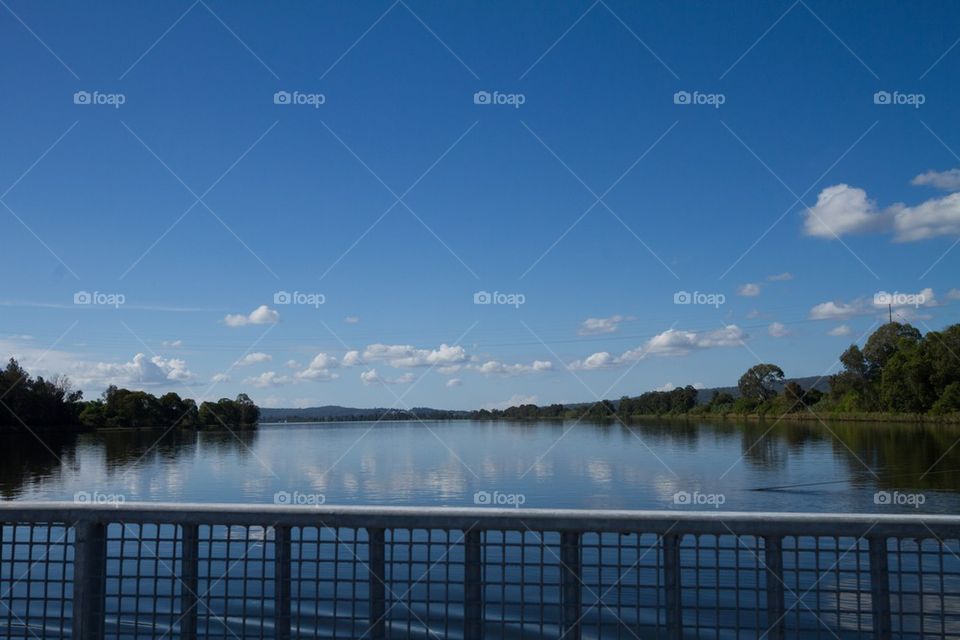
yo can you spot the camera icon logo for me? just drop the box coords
[74,491,91,503]
[74,291,92,305]
[274,291,292,305]
[473,490,492,505]
[274,490,292,504]
[873,91,891,105]
[73,91,91,105]
[274,91,291,105]
[673,91,691,105]
[673,491,692,505]
[873,491,891,505]
[473,291,492,305]
[473,91,491,105]
[673,291,691,305]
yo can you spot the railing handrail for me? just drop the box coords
[3,501,960,537]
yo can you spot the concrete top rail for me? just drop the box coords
[3,502,959,538]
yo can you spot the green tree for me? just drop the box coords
[738,364,785,401]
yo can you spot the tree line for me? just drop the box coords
[484,321,960,420]
[0,358,260,432]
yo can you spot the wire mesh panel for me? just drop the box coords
[579,531,665,639]
[0,522,72,639]
[196,524,276,640]
[481,529,563,639]
[889,536,960,639]
[782,535,874,639]
[290,526,370,639]
[103,523,182,640]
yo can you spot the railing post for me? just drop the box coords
[274,526,292,640]
[663,533,682,640]
[72,521,107,640]
[463,529,483,640]
[560,531,581,640]
[868,536,892,638]
[763,535,785,640]
[179,524,200,640]
[367,528,386,640]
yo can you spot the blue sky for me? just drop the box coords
[1,0,959,409]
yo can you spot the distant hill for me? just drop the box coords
[260,376,833,420]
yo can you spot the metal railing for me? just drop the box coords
[1,502,959,639]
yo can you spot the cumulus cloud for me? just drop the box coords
[768,322,789,338]
[360,368,415,385]
[737,283,761,297]
[570,325,746,370]
[162,339,183,348]
[470,360,553,376]
[804,183,960,242]
[235,352,272,366]
[948,289,960,301]
[828,325,852,337]
[295,353,340,381]
[342,350,362,366]
[446,378,462,388]
[211,373,231,383]
[655,382,676,392]
[767,272,793,281]
[68,353,194,387]
[809,300,863,320]
[578,315,630,336]
[344,316,360,324]
[244,371,291,388]
[359,343,468,368]
[912,168,960,191]
[224,305,280,327]
[484,394,538,410]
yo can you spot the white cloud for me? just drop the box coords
[948,289,960,301]
[285,360,300,369]
[471,360,553,376]
[360,343,468,368]
[446,378,462,388]
[737,283,761,297]
[360,368,415,385]
[655,382,676,392]
[804,183,960,242]
[872,287,937,309]
[244,371,291,388]
[809,300,863,320]
[63,353,195,387]
[578,315,630,336]
[912,168,960,191]
[211,373,231,383]
[570,325,746,370]
[235,352,272,366]
[767,272,793,281]
[828,325,852,337]
[768,322,789,338]
[342,350,362,366]
[224,305,280,327]
[803,184,887,238]
[295,353,340,381]
[568,351,618,371]
[745,309,762,319]
[344,316,361,324]
[162,339,183,348]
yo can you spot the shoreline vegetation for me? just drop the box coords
[0,359,259,433]
[2,321,959,432]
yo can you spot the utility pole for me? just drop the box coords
[889,303,892,324]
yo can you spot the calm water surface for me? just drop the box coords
[4,419,960,512]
